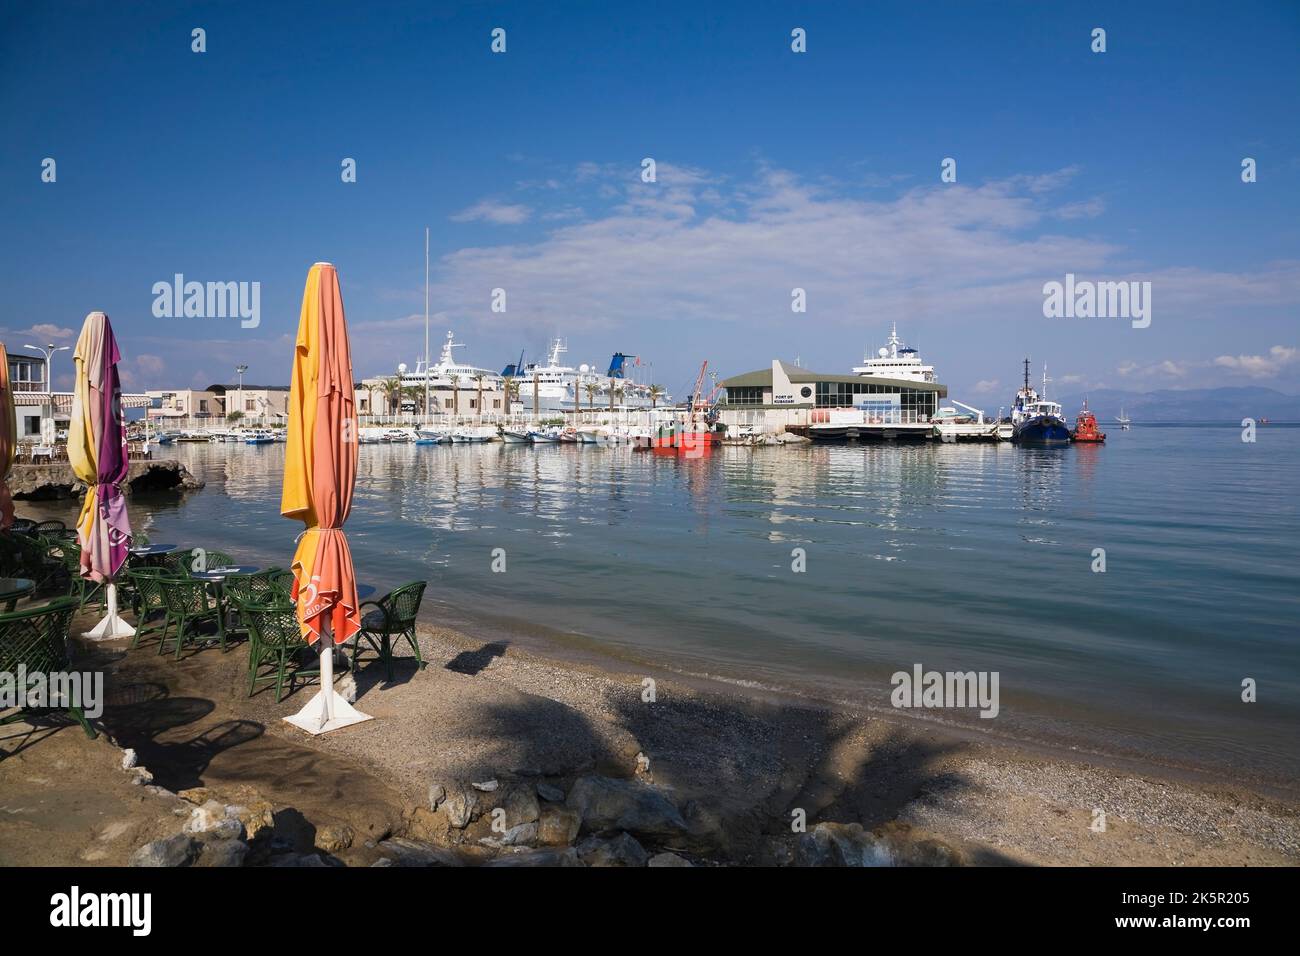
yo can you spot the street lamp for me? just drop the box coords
[235,364,248,424]
[25,342,71,444]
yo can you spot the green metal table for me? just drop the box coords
[0,577,36,612]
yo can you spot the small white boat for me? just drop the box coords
[451,425,497,443]
[500,428,532,443]
[528,426,560,443]
[416,427,451,444]
[244,428,276,445]
[383,428,416,443]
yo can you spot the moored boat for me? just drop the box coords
[1009,360,1070,446]
[1071,400,1106,443]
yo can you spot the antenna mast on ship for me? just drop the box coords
[1023,357,1031,393]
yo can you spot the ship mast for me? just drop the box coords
[423,227,430,418]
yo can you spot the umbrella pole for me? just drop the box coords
[319,621,334,728]
[82,581,137,641]
[284,617,372,735]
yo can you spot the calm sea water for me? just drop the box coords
[38,426,1300,784]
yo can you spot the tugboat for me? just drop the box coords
[1010,359,1071,446]
[1071,399,1106,443]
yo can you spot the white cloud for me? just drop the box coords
[428,164,1124,340]
[972,379,1000,393]
[450,200,532,225]
[1213,345,1299,379]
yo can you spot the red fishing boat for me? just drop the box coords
[1071,399,1106,443]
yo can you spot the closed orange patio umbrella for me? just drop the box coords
[281,262,371,734]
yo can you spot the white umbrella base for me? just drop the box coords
[81,584,137,641]
[283,690,372,735]
[282,640,371,735]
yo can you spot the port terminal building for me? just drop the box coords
[718,360,947,439]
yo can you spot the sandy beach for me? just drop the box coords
[2,604,1297,868]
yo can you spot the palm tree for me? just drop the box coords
[648,384,664,409]
[584,382,598,417]
[473,373,486,420]
[380,376,401,416]
[451,375,460,418]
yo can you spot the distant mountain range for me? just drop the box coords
[1051,387,1300,423]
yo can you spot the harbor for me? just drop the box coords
[125,325,1127,453]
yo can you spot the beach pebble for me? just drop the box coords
[500,822,538,847]
[120,748,137,770]
[376,838,463,867]
[537,806,582,846]
[428,783,446,810]
[536,782,565,803]
[483,847,583,867]
[129,834,199,868]
[183,800,230,834]
[442,789,476,828]
[315,823,354,853]
[577,832,649,867]
[195,837,249,868]
[472,779,499,792]
[502,787,540,827]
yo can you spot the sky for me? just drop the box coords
[1,0,1298,404]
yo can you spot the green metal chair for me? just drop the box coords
[157,575,225,659]
[222,568,284,642]
[0,597,97,742]
[126,567,171,649]
[166,548,235,576]
[0,532,63,590]
[353,581,428,682]
[268,569,297,599]
[235,595,318,701]
[51,540,105,611]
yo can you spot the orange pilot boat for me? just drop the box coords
[1071,399,1106,443]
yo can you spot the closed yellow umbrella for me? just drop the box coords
[0,345,16,529]
[282,263,370,734]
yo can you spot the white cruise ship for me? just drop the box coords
[399,331,505,393]
[852,323,937,383]
[511,338,665,412]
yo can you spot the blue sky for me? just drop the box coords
[1,0,1298,403]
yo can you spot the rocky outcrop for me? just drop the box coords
[10,459,204,500]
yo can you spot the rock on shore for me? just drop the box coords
[11,459,204,500]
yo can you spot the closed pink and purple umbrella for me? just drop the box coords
[68,311,135,640]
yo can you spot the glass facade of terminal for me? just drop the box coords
[724,386,765,405]
[815,381,937,418]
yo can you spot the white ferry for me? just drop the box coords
[510,338,665,412]
[399,331,505,394]
[853,323,938,383]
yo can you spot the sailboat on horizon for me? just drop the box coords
[1116,407,1132,430]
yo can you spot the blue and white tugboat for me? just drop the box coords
[1010,359,1070,446]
